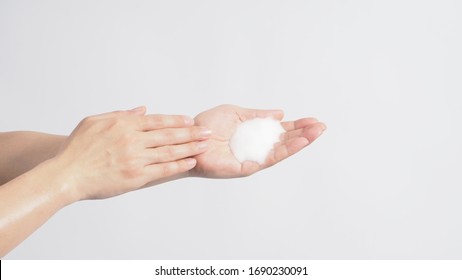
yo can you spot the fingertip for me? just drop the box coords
[271,109,284,120]
[129,106,147,115]
[184,116,195,126]
[305,124,325,142]
[185,158,197,169]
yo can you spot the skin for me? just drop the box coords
[191,104,327,178]
[0,104,326,257]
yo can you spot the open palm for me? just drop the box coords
[189,104,326,178]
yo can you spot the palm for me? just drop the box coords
[189,105,326,178]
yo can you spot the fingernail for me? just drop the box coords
[200,128,212,138]
[184,116,194,126]
[185,158,197,167]
[130,106,145,112]
[197,141,208,150]
[321,123,327,131]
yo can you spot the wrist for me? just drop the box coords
[35,157,81,206]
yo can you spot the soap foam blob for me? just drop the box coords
[229,118,285,164]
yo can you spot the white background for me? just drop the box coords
[1,0,461,259]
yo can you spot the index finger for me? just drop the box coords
[138,114,194,131]
[281,117,318,131]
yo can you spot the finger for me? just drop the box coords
[265,137,310,167]
[241,108,284,121]
[143,126,212,147]
[145,141,208,164]
[289,122,326,144]
[138,114,194,131]
[143,158,197,182]
[281,117,319,131]
[127,106,147,115]
[280,122,326,142]
[240,160,261,177]
[88,106,147,120]
[266,122,326,166]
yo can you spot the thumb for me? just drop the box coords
[242,108,284,121]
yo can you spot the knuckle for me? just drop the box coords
[77,116,103,133]
[151,116,166,128]
[163,129,175,140]
[149,115,188,129]
[175,115,185,126]
[160,163,177,177]
[80,116,95,127]
[81,116,91,124]
[121,159,142,179]
[193,142,203,153]
[116,131,137,147]
[110,117,126,128]
[164,146,177,158]
[190,127,200,139]
[179,144,194,157]
[101,118,118,130]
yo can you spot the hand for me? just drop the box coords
[55,107,210,200]
[189,104,326,178]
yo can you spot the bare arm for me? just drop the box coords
[0,158,73,256]
[0,104,325,257]
[0,107,210,257]
[0,132,66,185]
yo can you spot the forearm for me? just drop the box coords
[0,157,192,257]
[0,132,66,184]
[0,108,210,257]
[0,158,76,257]
[0,163,192,257]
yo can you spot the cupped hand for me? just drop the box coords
[55,107,210,200]
[190,104,326,178]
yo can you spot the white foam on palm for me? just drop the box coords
[229,118,285,164]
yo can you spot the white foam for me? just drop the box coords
[229,118,285,164]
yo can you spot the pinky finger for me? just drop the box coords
[143,158,197,182]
